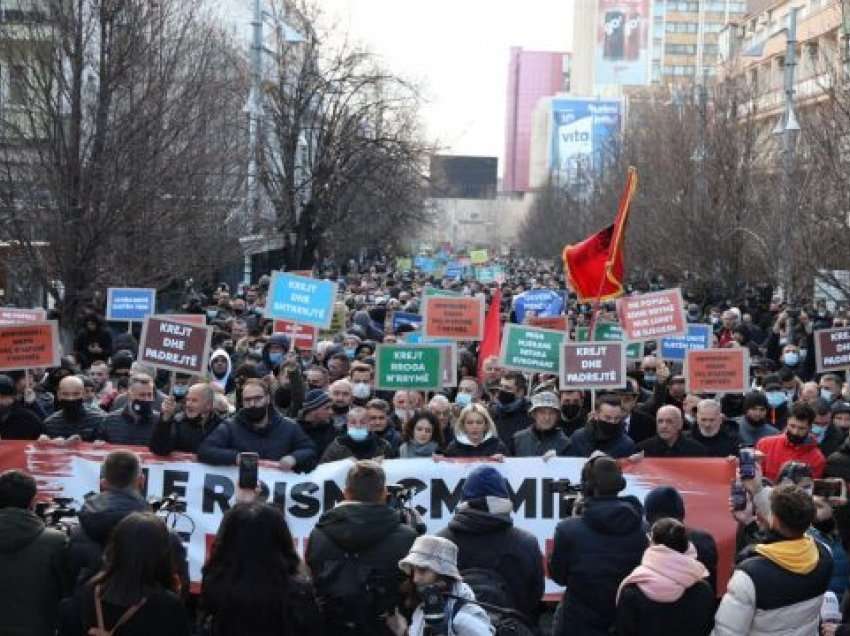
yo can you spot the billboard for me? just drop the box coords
[550,97,622,183]
[595,0,650,86]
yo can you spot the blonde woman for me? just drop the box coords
[442,403,508,459]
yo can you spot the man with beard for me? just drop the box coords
[559,389,587,436]
[149,383,222,455]
[297,389,337,466]
[734,391,778,446]
[328,379,353,430]
[87,361,113,404]
[756,401,826,481]
[97,374,160,445]
[489,371,532,446]
[566,395,637,458]
[42,375,105,442]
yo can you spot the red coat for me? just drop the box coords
[756,433,826,481]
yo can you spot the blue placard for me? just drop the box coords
[513,289,564,324]
[392,311,422,332]
[445,262,463,279]
[660,324,712,361]
[264,272,338,329]
[404,332,452,345]
[414,256,437,273]
[107,288,156,322]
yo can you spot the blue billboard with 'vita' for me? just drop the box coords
[550,97,622,184]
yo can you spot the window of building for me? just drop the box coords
[8,65,26,105]
[666,43,697,55]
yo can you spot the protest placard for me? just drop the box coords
[375,344,444,391]
[814,326,850,372]
[560,341,626,390]
[138,315,212,376]
[396,257,412,271]
[0,321,60,371]
[273,320,318,351]
[414,256,437,273]
[445,262,463,279]
[512,289,564,324]
[616,288,687,341]
[576,322,642,358]
[392,311,423,333]
[0,307,47,325]
[106,288,156,322]
[685,349,749,394]
[264,272,337,330]
[469,249,489,264]
[659,324,712,361]
[500,324,567,375]
[422,295,485,340]
[167,314,207,326]
[526,315,568,331]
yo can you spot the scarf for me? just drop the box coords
[755,535,819,575]
[616,543,708,604]
[401,440,438,458]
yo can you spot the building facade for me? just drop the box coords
[503,47,571,193]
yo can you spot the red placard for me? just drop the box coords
[814,327,850,373]
[273,320,318,351]
[167,313,207,326]
[0,321,60,371]
[422,295,485,341]
[525,315,568,331]
[616,288,687,341]
[685,348,750,394]
[0,307,47,325]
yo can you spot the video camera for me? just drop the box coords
[387,483,426,535]
[35,497,81,534]
[420,584,534,636]
[551,479,585,517]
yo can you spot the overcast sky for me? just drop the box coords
[220,1,574,172]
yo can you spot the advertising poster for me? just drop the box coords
[595,0,651,86]
[550,97,622,184]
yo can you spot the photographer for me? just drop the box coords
[0,469,70,636]
[548,453,648,636]
[307,460,417,635]
[386,535,494,636]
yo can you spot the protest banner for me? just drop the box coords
[0,307,47,325]
[0,321,60,371]
[526,315,568,331]
[475,265,505,284]
[445,261,463,279]
[500,324,567,375]
[814,326,850,373]
[560,341,626,390]
[392,311,423,333]
[616,288,687,341]
[0,441,736,596]
[422,295,485,340]
[423,286,462,298]
[659,323,712,362]
[138,315,212,376]
[414,256,437,273]
[167,314,207,327]
[512,289,564,324]
[375,344,444,391]
[264,272,337,330]
[685,349,749,394]
[273,320,318,351]
[469,249,489,264]
[396,257,413,271]
[576,322,642,359]
[106,288,156,322]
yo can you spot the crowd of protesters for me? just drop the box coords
[2,255,850,634]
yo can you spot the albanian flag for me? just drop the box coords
[563,167,637,302]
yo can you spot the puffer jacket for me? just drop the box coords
[408,581,494,636]
[511,424,570,457]
[566,419,637,459]
[549,495,649,636]
[712,538,833,636]
[43,405,105,441]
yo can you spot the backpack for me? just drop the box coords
[453,568,536,636]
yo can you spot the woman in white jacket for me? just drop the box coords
[386,535,494,636]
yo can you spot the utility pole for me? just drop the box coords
[242,0,264,286]
[842,0,850,82]
[692,68,708,227]
[773,6,800,303]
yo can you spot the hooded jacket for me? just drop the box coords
[306,502,417,634]
[437,503,544,623]
[733,415,779,447]
[208,348,234,394]
[197,408,317,470]
[566,419,637,459]
[755,432,826,481]
[258,334,291,377]
[712,535,833,636]
[0,507,69,636]
[549,495,649,636]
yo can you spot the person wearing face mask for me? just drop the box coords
[341,333,361,361]
[755,401,826,481]
[328,379,354,430]
[149,383,222,455]
[98,374,160,445]
[208,349,234,394]
[349,362,374,406]
[198,378,316,471]
[389,390,414,430]
[559,389,588,436]
[760,375,791,429]
[766,310,816,382]
[820,373,844,405]
[295,389,337,468]
[812,398,847,457]
[620,379,657,444]
[42,375,105,442]
[638,356,660,395]
[258,333,291,378]
[567,395,637,459]
[319,406,393,463]
[488,371,532,446]
[734,391,779,446]
[809,496,849,599]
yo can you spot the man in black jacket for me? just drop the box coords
[513,391,570,458]
[297,388,337,465]
[637,405,707,457]
[549,454,648,636]
[98,373,160,445]
[438,465,544,624]
[0,469,69,636]
[68,450,188,591]
[197,378,316,471]
[686,398,739,457]
[42,375,105,442]
[149,383,222,455]
[0,374,43,439]
[307,460,417,635]
[489,371,533,445]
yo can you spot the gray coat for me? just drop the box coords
[43,406,105,441]
[512,425,570,457]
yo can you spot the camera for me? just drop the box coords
[149,493,188,514]
[421,584,447,631]
[551,479,585,517]
[387,483,415,509]
[551,479,582,495]
[35,497,81,534]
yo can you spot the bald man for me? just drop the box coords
[636,405,707,457]
[149,383,222,455]
[42,375,106,441]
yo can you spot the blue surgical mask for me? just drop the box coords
[812,424,827,440]
[173,385,188,398]
[783,352,799,367]
[643,373,657,386]
[347,426,369,441]
[821,389,834,402]
[344,348,356,360]
[268,352,283,366]
[766,391,787,408]
[455,392,472,407]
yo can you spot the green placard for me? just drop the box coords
[423,286,462,297]
[576,322,642,359]
[396,257,412,271]
[500,324,566,374]
[375,344,444,391]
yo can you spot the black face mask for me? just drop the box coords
[242,405,268,423]
[786,431,808,446]
[332,403,349,415]
[131,400,154,419]
[497,390,516,405]
[562,404,581,419]
[59,399,85,420]
[814,517,837,535]
[596,419,621,439]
